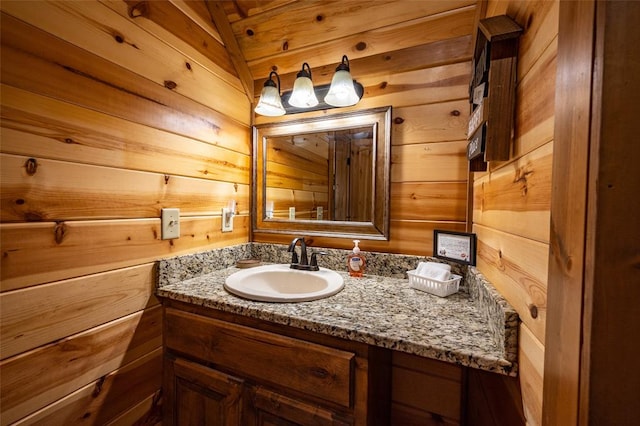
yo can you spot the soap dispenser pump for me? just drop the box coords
[347,240,366,277]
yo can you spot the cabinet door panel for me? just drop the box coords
[172,357,243,425]
[176,380,226,425]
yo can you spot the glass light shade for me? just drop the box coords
[324,69,360,107]
[288,75,319,108]
[255,84,285,116]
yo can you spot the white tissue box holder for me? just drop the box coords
[407,270,462,297]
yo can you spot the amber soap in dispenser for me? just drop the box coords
[347,240,366,277]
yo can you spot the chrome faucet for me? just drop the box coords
[288,237,325,271]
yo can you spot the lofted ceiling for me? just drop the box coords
[202,0,482,103]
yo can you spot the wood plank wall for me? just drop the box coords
[0,1,251,424]
[472,1,559,425]
[253,33,473,256]
[0,1,559,424]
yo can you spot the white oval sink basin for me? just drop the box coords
[224,264,344,302]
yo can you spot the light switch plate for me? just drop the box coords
[221,207,233,232]
[161,208,180,240]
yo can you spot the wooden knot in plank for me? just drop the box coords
[309,366,330,379]
[128,1,148,19]
[394,117,404,124]
[54,222,67,245]
[25,212,44,222]
[513,165,533,196]
[164,80,177,90]
[25,158,38,176]
[92,376,106,397]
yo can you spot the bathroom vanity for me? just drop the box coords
[157,244,518,425]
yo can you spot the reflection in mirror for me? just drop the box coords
[253,107,391,240]
[265,126,373,222]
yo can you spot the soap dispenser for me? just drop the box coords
[347,240,366,277]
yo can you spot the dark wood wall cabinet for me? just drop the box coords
[468,15,522,171]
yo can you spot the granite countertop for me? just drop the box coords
[157,244,518,376]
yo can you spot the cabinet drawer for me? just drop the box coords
[165,308,355,408]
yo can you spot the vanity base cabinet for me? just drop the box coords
[161,301,390,426]
[162,300,513,425]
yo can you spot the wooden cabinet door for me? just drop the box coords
[248,386,352,426]
[170,357,244,426]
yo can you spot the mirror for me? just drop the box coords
[253,106,391,240]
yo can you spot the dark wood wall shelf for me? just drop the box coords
[468,15,522,171]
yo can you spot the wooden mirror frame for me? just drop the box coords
[252,106,391,240]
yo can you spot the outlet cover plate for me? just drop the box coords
[161,208,180,240]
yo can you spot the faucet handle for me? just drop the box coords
[310,251,327,268]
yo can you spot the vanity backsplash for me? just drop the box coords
[251,243,467,280]
[158,242,466,288]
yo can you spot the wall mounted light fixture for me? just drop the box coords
[325,55,360,107]
[254,71,286,117]
[288,62,319,108]
[254,56,364,116]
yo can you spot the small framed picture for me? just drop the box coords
[433,230,477,266]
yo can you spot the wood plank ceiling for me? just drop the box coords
[205,0,480,105]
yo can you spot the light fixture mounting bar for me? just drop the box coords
[281,81,364,115]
